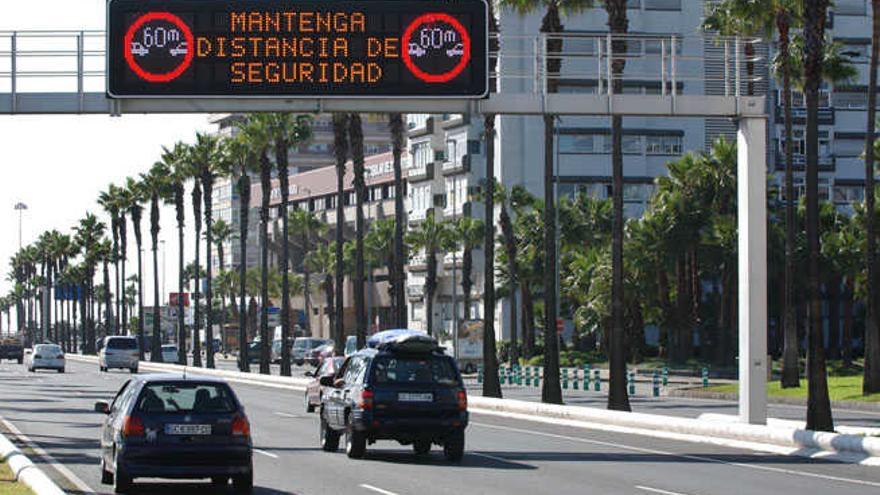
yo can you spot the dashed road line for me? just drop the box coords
[254,448,279,459]
[636,485,694,495]
[360,483,399,495]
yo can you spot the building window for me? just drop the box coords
[445,177,467,215]
[834,138,864,157]
[834,90,867,109]
[411,142,432,167]
[834,184,865,203]
[645,135,682,155]
[560,134,596,154]
[835,0,866,16]
[644,0,681,11]
[839,41,869,63]
[446,139,459,165]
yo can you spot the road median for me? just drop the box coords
[68,354,880,466]
[0,431,65,495]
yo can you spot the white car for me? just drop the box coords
[161,344,179,363]
[99,336,139,373]
[27,344,65,373]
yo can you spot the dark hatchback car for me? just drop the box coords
[318,331,467,461]
[95,374,253,494]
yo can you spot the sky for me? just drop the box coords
[0,2,214,313]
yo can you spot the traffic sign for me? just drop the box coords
[107,0,488,98]
[169,292,190,307]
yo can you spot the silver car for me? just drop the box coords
[99,336,139,373]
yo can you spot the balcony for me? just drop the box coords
[443,250,465,266]
[440,113,470,129]
[407,284,425,299]
[443,201,471,218]
[407,162,435,182]
[408,117,435,138]
[774,152,836,172]
[409,252,428,271]
[442,154,471,176]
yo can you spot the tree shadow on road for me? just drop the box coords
[353,449,536,470]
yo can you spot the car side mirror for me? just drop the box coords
[333,378,345,388]
[319,376,334,387]
[94,401,110,414]
[304,370,314,377]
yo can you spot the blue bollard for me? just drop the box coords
[702,367,709,388]
[593,369,601,392]
[628,370,636,396]
[662,367,669,387]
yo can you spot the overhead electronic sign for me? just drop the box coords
[107,0,488,98]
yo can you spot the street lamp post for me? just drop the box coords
[452,177,459,362]
[14,202,28,250]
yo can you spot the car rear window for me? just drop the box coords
[36,345,61,354]
[370,356,459,386]
[135,382,237,414]
[106,338,138,350]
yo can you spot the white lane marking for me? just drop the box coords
[359,484,399,495]
[472,421,880,488]
[470,452,513,463]
[253,448,279,459]
[0,416,95,494]
[636,486,694,495]
[274,412,301,418]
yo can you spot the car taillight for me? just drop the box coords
[457,390,468,412]
[232,415,250,437]
[57,354,64,359]
[359,390,374,410]
[123,416,145,437]
[34,355,42,359]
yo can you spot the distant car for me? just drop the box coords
[292,338,331,366]
[100,336,139,373]
[27,343,65,373]
[0,337,24,364]
[161,345,179,363]
[305,356,345,413]
[95,374,253,494]
[344,335,358,356]
[318,330,467,461]
[308,343,335,367]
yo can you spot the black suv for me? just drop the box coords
[317,331,467,461]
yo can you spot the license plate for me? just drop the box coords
[164,424,211,435]
[398,393,433,403]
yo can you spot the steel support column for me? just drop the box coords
[737,116,768,425]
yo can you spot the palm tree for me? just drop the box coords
[349,113,368,348]
[453,217,485,334]
[222,135,256,371]
[125,177,147,359]
[388,113,407,328]
[503,0,594,405]
[289,210,325,336]
[264,113,313,376]
[240,114,275,374]
[407,210,454,337]
[365,218,396,322]
[332,113,349,349]
[190,150,204,368]
[141,162,171,362]
[802,0,833,432]
[864,0,880,395]
[162,141,190,365]
[192,132,223,369]
[307,241,338,338]
[74,213,105,354]
[98,184,124,336]
[212,218,233,355]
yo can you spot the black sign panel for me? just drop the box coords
[107,0,488,98]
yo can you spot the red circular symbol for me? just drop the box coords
[124,12,194,83]
[401,13,471,84]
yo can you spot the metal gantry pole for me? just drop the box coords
[735,36,742,97]
[10,32,17,114]
[661,38,667,97]
[77,31,84,112]
[724,39,731,97]
[452,181,458,361]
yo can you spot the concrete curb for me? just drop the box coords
[0,430,66,495]
[669,386,880,412]
[68,354,880,464]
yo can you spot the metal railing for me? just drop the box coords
[0,31,764,100]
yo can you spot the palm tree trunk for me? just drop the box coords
[218,242,227,357]
[192,181,203,367]
[426,250,437,337]
[778,13,800,388]
[350,113,368,349]
[238,174,251,372]
[500,206,518,365]
[843,277,854,368]
[303,231,313,336]
[150,195,163,362]
[333,113,348,350]
[276,143,292,377]
[177,197,187,365]
[324,275,336,337]
[606,0,631,412]
[120,215,128,336]
[828,274,841,359]
[132,209,145,360]
[390,113,408,328]
[259,154,272,375]
[204,174,216,369]
[864,0,880,394]
[803,0,833,431]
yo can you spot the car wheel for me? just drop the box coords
[28,367,34,373]
[100,459,113,485]
[114,454,132,493]
[305,393,315,413]
[320,413,339,452]
[212,476,229,486]
[443,430,465,463]
[130,367,137,374]
[345,420,366,459]
[413,440,431,456]
[232,470,253,494]
[16,358,22,365]
[58,368,64,373]
[100,366,106,372]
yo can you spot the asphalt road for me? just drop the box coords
[2,359,879,495]
[209,357,880,428]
